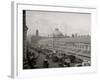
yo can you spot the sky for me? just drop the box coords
[26,10,91,36]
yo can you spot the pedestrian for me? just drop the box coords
[43,59,49,68]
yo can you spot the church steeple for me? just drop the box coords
[36,29,39,37]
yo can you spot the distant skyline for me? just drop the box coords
[26,10,91,36]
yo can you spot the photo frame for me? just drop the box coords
[11,1,97,78]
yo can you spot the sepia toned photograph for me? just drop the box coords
[23,10,91,69]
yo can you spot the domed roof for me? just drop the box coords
[53,28,64,37]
